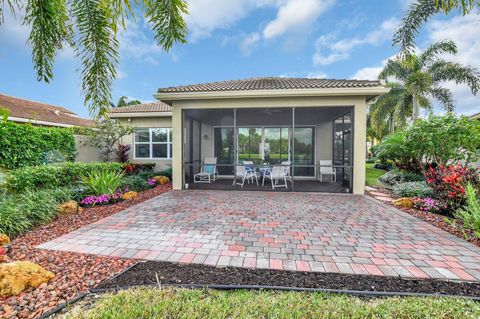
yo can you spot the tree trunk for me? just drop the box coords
[412,95,420,121]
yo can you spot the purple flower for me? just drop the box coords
[147,178,157,186]
[80,194,111,206]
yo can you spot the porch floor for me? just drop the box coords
[37,190,480,282]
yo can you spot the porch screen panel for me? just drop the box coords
[214,127,234,175]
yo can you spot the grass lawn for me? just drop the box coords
[70,288,480,319]
[366,163,386,187]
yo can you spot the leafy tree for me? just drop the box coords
[369,41,480,135]
[394,0,480,54]
[83,119,133,161]
[114,96,142,108]
[1,0,188,117]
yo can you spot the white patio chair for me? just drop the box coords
[243,160,260,185]
[232,164,259,187]
[194,157,217,183]
[281,161,291,182]
[271,165,288,190]
[318,160,336,182]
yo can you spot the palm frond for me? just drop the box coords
[419,40,457,67]
[24,0,71,82]
[435,0,478,14]
[379,59,409,82]
[144,0,188,51]
[370,89,405,135]
[393,0,438,54]
[430,87,455,112]
[430,60,480,94]
[0,0,21,24]
[72,0,119,117]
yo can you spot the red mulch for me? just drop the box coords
[0,184,172,319]
[366,188,480,248]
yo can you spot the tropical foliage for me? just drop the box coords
[394,0,480,54]
[81,169,124,195]
[0,0,188,116]
[455,183,480,238]
[369,41,480,135]
[0,121,76,169]
[113,96,142,108]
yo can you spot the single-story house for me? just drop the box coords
[111,77,389,194]
[0,93,93,127]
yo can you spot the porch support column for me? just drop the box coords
[353,99,367,194]
[172,103,183,190]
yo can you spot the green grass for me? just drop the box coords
[366,163,387,187]
[70,288,480,319]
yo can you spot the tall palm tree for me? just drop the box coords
[115,96,142,107]
[369,40,480,135]
[394,0,479,54]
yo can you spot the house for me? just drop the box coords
[472,112,480,120]
[111,77,389,194]
[0,93,93,127]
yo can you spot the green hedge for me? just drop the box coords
[7,162,123,191]
[0,121,77,169]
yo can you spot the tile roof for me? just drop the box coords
[158,77,383,93]
[0,93,93,127]
[110,101,172,113]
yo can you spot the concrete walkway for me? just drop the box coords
[38,190,480,282]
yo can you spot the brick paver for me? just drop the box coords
[37,190,480,282]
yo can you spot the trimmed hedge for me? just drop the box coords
[0,121,76,169]
[7,162,123,191]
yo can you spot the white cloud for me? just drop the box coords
[427,14,480,115]
[239,32,261,56]
[351,65,384,81]
[313,17,398,66]
[263,0,335,40]
[306,71,328,78]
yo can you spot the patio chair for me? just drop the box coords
[318,160,336,182]
[194,157,218,183]
[243,161,260,184]
[271,165,288,190]
[232,163,259,187]
[281,161,292,182]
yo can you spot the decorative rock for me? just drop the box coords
[58,200,83,215]
[0,234,10,246]
[122,191,139,201]
[0,234,12,262]
[153,175,170,185]
[0,261,55,297]
[392,197,414,209]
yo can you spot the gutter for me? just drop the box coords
[110,112,172,118]
[155,87,390,102]
[7,116,74,127]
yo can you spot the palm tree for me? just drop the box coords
[369,40,480,135]
[1,0,188,117]
[394,0,479,54]
[115,96,142,107]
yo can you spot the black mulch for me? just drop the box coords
[96,261,480,297]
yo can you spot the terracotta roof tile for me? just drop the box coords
[110,101,172,113]
[0,93,93,127]
[158,77,383,93]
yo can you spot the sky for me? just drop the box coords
[0,0,479,118]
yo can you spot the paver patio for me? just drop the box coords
[38,190,480,282]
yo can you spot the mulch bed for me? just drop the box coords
[97,260,480,297]
[0,184,171,319]
[366,188,480,248]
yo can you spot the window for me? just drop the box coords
[134,128,172,159]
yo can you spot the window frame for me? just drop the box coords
[133,128,172,159]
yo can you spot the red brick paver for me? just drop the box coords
[37,190,480,282]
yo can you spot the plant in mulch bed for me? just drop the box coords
[122,163,156,175]
[412,197,447,214]
[454,183,480,238]
[425,164,479,212]
[392,181,433,198]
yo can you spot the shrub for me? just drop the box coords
[379,169,423,186]
[376,131,418,168]
[81,169,124,196]
[7,162,123,191]
[392,182,433,198]
[123,163,156,175]
[116,144,131,163]
[454,183,480,238]
[120,175,151,192]
[0,121,76,169]
[0,188,75,237]
[412,197,447,214]
[425,164,479,211]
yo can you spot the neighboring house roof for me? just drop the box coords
[0,93,93,127]
[157,77,383,93]
[471,112,480,120]
[110,101,172,113]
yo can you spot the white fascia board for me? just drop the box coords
[8,116,73,127]
[110,112,172,118]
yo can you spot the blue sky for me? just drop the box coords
[0,0,479,118]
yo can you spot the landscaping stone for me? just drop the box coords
[392,197,414,209]
[0,261,54,297]
[58,200,83,215]
[153,176,170,185]
[122,191,139,201]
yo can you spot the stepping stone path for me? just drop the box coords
[369,191,394,203]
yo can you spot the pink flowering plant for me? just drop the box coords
[412,197,447,214]
[147,178,157,187]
